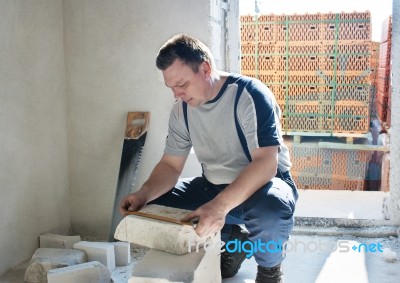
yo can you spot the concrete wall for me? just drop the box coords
[389,0,400,222]
[0,0,70,275]
[0,1,238,273]
[63,0,236,237]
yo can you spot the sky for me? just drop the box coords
[239,0,393,41]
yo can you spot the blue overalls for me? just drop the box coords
[150,170,298,267]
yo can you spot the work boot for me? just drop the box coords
[255,264,283,283]
[220,225,249,278]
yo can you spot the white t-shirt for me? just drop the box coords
[164,74,292,185]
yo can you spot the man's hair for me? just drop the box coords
[156,34,215,73]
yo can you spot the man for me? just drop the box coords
[120,34,298,282]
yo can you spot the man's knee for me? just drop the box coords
[244,178,295,219]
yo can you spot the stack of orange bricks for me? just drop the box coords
[369,41,380,119]
[241,12,375,190]
[376,16,392,127]
[240,11,372,135]
[285,138,372,190]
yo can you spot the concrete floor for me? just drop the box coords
[1,190,399,283]
[294,190,388,220]
[223,235,400,283]
[223,190,400,283]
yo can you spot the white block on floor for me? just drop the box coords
[40,233,81,249]
[24,248,87,283]
[47,261,111,283]
[129,232,221,283]
[111,242,130,266]
[73,241,115,271]
[114,204,207,255]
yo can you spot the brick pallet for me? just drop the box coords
[241,12,388,191]
[381,16,392,43]
[376,15,392,127]
[376,67,390,93]
[278,101,369,134]
[241,12,371,43]
[292,173,366,190]
[379,41,391,68]
[387,86,392,127]
[241,53,372,74]
[369,41,380,120]
[240,11,372,135]
[370,41,380,85]
[285,137,372,190]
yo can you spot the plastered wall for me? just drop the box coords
[63,0,237,237]
[0,0,239,274]
[0,0,70,275]
[389,0,400,222]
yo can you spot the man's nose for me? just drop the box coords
[173,89,185,100]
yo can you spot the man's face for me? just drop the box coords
[162,59,212,107]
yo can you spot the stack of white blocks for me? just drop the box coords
[24,233,131,283]
[114,204,222,283]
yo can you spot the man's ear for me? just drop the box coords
[201,61,212,76]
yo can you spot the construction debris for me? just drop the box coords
[24,248,87,283]
[47,261,111,283]
[22,233,131,283]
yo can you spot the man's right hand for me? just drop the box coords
[119,191,147,216]
[118,154,186,216]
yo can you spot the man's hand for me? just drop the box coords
[181,199,229,237]
[119,154,186,216]
[119,191,148,216]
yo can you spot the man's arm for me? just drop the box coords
[213,146,278,210]
[182,146,278,237]
[119,153,187,215]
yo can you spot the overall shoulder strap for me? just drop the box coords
[182,102,189,134]
[234,81,252,162]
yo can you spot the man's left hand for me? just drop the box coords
[181,200,228,237]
